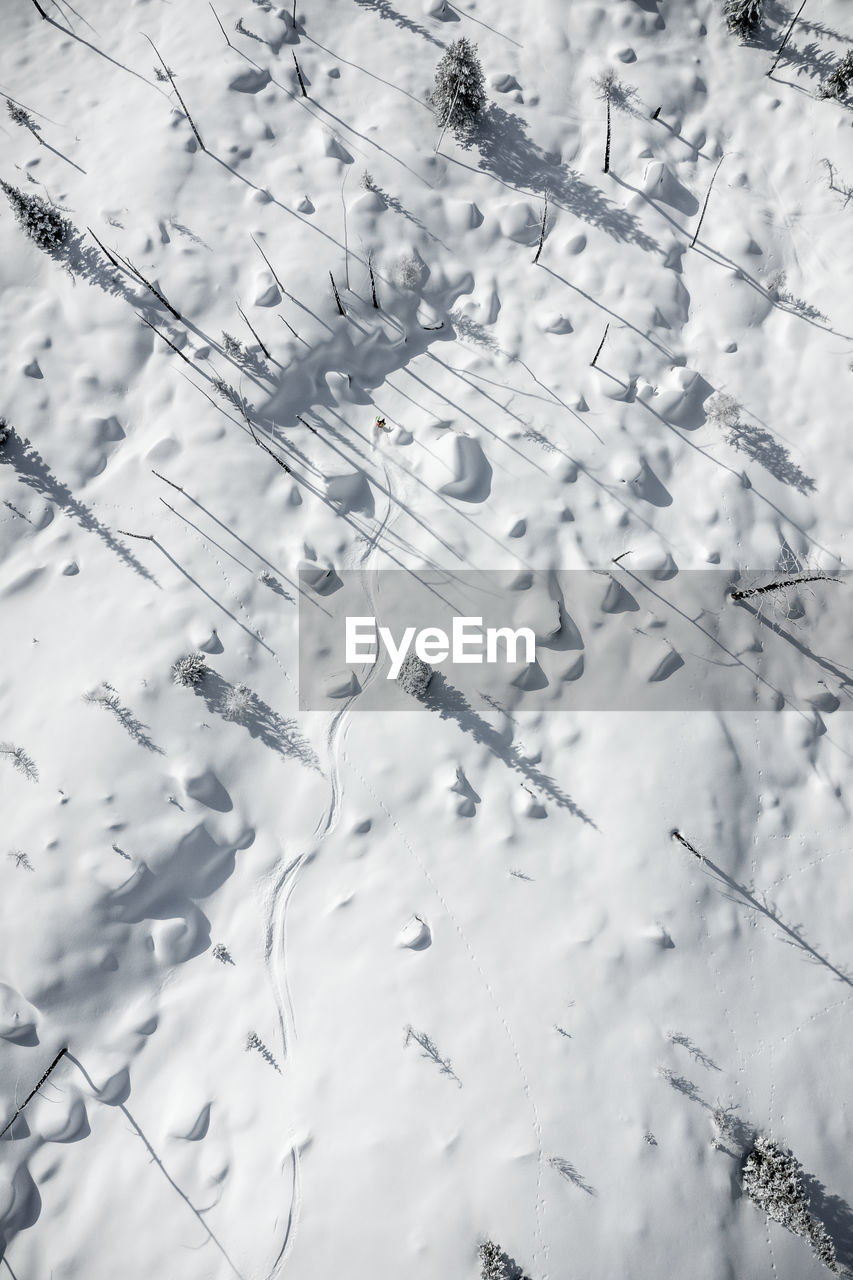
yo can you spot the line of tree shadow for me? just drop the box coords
[726,422,816,494]
[92,691,164,754]
[404,1024,461,1086]
[64,1054,246,1279]
[666,1070,853,1274]
[423,673,596,827]
[1,431,157,583]
[777,39,837,88]
[737,598,853,695]
[699,853,852,988]
[352,0,445,47]
[548,1155,597,1196]
[471,104,660,253]
[197,671,320,771]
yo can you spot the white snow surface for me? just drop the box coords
[1,1,853,1277]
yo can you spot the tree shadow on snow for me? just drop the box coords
[726,422,816,495]
[424,672,596,827]
[197,672,321,771]
[1,432,157,584]
[470,104,660,253]
[351,0,445,47]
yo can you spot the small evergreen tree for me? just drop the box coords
[6,100,40,140]
[819,50,853,100]
[171,652,209,687]
[742,1136,838,1273]
[432,37,486,138]
[724,0,762,38]
[0,181,70,252]
[396,652,432,700]
[479,1242,504,1280]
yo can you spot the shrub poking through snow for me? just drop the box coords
[819,50,853,101]
[0,416,10,448]
[222,331,246,360]
[478,1240,529,1280]
[594,69,615,173]
[393,253,424,290]
[0,181,70,252]
[223,682,254,721]
[724,0,762,38]
[171,652,209,688]
[6,100,40,140]
[431,37,486,138]
[741,1136,838,1273]
[705,390,742,431]
[396,652,433,700]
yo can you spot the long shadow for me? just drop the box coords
[726,421,816,494]
[691,242,852,340]
[372,183,446,246]
[635,396,842,568]
[63,231,137,303]
[800,1169,853,1273]
[447,1,522,46]
[304,97,435,194]
[539,264,677,362]
[468,104,660,253]
[700,853,852,987]
[777,38,837,87]
[36,137,87,174]
[102,696,164,754]
[197,671,320,771]
[43,16,156,90]
[154,509,275,652]
[296,405,475,565]
[152,479,300,601]
[429,347,603,449]
[549,1155,597,1196]
[424,672,596,826]
[65,1055,245,1279]
[737,599,853,693]
[305,34,431,109]
[352,0,445,47]
[206,150,352,261]
[62,235,246,390]
[1,432,157,583]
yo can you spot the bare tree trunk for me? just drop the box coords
[293,53,308,97]
[691,154,726,249]
[329,271,345,316]
[29,0,49,18]
[0,1047,67,1138]
[236,301,272,360]
[142,34,205,152]
[768,0,808,76]
[590,322,609,367]
[532,191,549,265]
[251,235,285,292]
[368,253,379,309]
[209,3,232,47]
[603,93,612,174]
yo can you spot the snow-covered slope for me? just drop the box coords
[2,1,852,1277]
